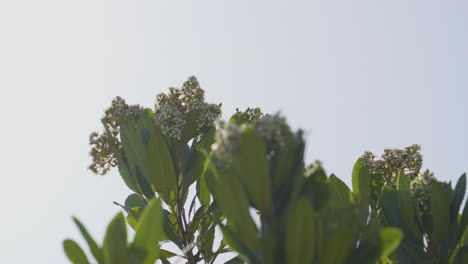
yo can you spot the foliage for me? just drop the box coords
[64,76,468,264]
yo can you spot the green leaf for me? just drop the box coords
[146,128,177,195]
[352,158,371,222]
[183,127,215,189]
[124,193,146,211]
[72,217,103,264]
[286,198,316,264]
[233,127,272,212]
[181,110,202,143]
[161,209,183,248]
[303,167,329,210]
[397,170,410,191]
[446,174,467,253]
[103,121,137,192]
[205,168,259,251]
[224,256,245,264]
[451,174,466,222]
[380,189,420,245]
[133,198,163,264]
[103,213,130,264]
[126,207,144,230]
[197,170,211,207]
[219,223,258,263]
[63,239,90,264]
[378,227,403,258]
[273,131,304,189]
[320,228,353,264]
[328,174,355,209]
[120,117,151,192]
[432,181,451,252]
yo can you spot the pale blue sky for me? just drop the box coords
[0,1,467,263]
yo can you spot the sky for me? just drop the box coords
[0,0,467,263]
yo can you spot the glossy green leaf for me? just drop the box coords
[328,174,355,208]
[224,256,245,264]
[124,193,146,211]
[126,207,144,230]
[219,223,258,263]
[432,181,451,251]
[380,189,420,245]
[321,228,353,264]
[63,239,90,264]
[352,158,371,222]
[378,227,403,257]
[451,174,466,221]
[233,127,272,212]
[147,129,177,195]
[133,198,163,264]
[103,213,130,264]
[286,198,315,264]
[205,168,259,251]
[447,174,466,253]
[72,217,103,264]
[181,110,202,143]
[161,209,183,248]
[197,170,211,207]
[183,127,215,189]
[397,170,410,191]
[103,121,137,192]
[273,131,304,189]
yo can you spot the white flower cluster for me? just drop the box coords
[305,160,323,176]
[234,107,263,124]
[211,112,290,167]
[361,144,423,185]
[154,76,221,140]
[211,121,242,168]
[410,170,437,215]
[89,97,143,175]
[254,114,289,158]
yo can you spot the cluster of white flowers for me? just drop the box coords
[211,112,291,167]
[410,170,437,215]
[211,121,242,168]
[361,144,423,185]
[234,107,263,124]
[254,114,289,158]
[154,76,221,140]
[89,97,143,175]
[305,160,323,176]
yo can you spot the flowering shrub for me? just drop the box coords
[64,77,468,264]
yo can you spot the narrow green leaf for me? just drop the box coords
[286,198,315,264]
[126,207,144,230]
[63,239,90,264]
[432,181,451,252]
[146,127,177,195]
[451,174,466,221]
[378,227,403,258]
[72,217,103,264]
[197,170,211,207]
[352,158,371,221]
[103,213,130,264]
[328,174,355,209]
[205,168,259,250]
[224,256,245,264]
[133,198,163,264]
[397,170,410,191]
[103,121,137,192]
[219,224,258,263]
[234,127,272,212]
[447,174,466,253]
[320,228,353,264]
